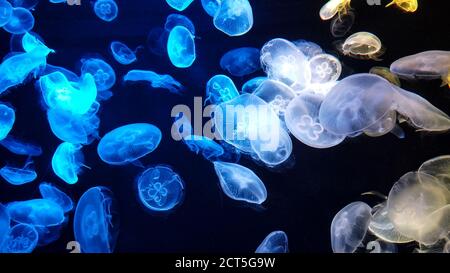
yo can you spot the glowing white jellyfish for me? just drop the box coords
[308,53,342,84]
[253,79,296,117]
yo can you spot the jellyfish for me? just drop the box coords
[20,31,51,53]
[39,72,97,115]
[52,142,85,185]
[0,135,42,156]
[387,172,450,245]
[260,38,311,91]
[183,135,225,161]
[0,0,12,27]
[213,161,267,204]
[93,0,118,22]
[330,10,355,38]
[8,0,39,9]
[42,64,79,82]
[0,103,15,141]
[7,199,65,229]
[123,70,184,95]
[205,74,239,105]
[308,53,342,84]
[369,66,401,87]
[201,0,221,17]
[285,93,345,149]
[74,186,119,253]
[2,7,34,34]
[166,0,194,11]
[164,13,195,35]
[365,240,398,253]
[220,47,261,77]
[336,32,384,60]
[0,160,37,186]
[97,123,162,165]
[242,77,267,94]
[319,0,352,21]
[146,27,169,57]
[385,0,418,12]
[136,165,185,212]
[80,57,116,91]
[213,0,253,37]
[418,155,450,189]
[253,79,296,117]
[38,182,74,213]
[292,40,323,60]
[0,223,38,253]
[167,26,196,68]
[330,201,372,253]
[0,203,10,248]
[255,231,289,253]
[109,41,136,65]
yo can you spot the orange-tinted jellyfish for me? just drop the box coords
[385,0,418,13]
[319,0,352,21]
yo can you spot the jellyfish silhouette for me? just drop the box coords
[213,0,253,36]
[0,159,37,186]
[255,231,289,253]
[166,0,194,11]
[80,57,116,91]
[0,104,15,141]
[164,13,195,35]
[220,47,261,77]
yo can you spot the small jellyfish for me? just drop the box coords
[0,103,15,141]
[330,10,355,38]
[166,0,194,11]
[7,199,65,228]
[385,0,418,12]
[164,13,195,35]
[183,135,225,161]
[255,231,289,253]
[213,0,253,37]
[292,39,323,60]
[80,57,116,91]
[369,66,401,86]
[201,0,221,17]
[167,26,196,68]
[213,161,267,204]
[0,223,38,253]
[0,135,42,156]
[97,123,162,165]
[123,70,184,95]
[220,47,261,77]
[39,182,74,213]
[109,41,136,65]
[242,77,267,94]
[330,201,372,253]
[136,165,185,212]
[319,0,352,21]
[74,186,119,253]
[308,53,342,85]
[0,0,12,27]
[52,142,85,185]
[93,0,118,22]
[205,74,239,105]
[3,7,34,34]
[418,155,450,189]
[0,160,37,186]
[0,203,10,248]
[336,32,384,60]
[253,79,296,117]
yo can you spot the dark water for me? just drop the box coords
[0,0,449,253]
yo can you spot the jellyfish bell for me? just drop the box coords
[201,0,221,17]
[164,13,195,35]
[166,0,194,11]
[167,25,196,68]
[308,53,342,85]
[330,10,355,38]
[80,57,116,91]
[0,103,15,141]
[385,0,418,13]
[109,41,136,65]
[220,47,261,77]
[319,0,352,21]
[253,79,296,118]
[3,7,34,34]
[0,0,12,27]
[1,223,38,253]
[205,74,239,105]
[418,155,450,190]
[93,0,118,22]
[255,231,289,253]
[337,32,384,60]
[39,182,74,213]
[292,39,323,60]
[52,142,85,185]
[242,77,267,94]
[213,0,253,37]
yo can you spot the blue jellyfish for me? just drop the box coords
[205,74,239,105]
[0,0,12,27]
[0,160,37,186]
[220,47,261,77]
[183,135,225,161]
[0,203,10,248]
[0,104,15,141]
[74,186,119,253]
[0,135,42,156]
[242,77,267,93]
[109,41,136,65]
[42,64,79,82]
[164,13,196,35]
[146,27,169,57]
[52,142,85,185]
[213,0,253,36]
[201,0,221,17]
[3,7,34,34]
[93,0,118,22]
[167,26,196,68]
[255,231,289,253]
[166,0,194,11]
[21,32,49,53]
[123,70,184,95]
[213,161,267,204]
[39,182,74,213]
[137,165,185,212]
[9,0,39,9]
[97,123,162,165]
[0,223,38,253]
[80,57,116,91]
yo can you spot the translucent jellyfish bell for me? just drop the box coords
[213,161,267,204]
[205,74,239,105]
[80,58,116,91]
[52,142,85,185]
[419,155,450,189]
[164,13,195,35]
[0,103,15,141]
[330,201,372,253]
[39,182,74,213]
[74,186,119,253]
[250,127,292,167]
[220,47,261,77]
[319,0,351,21]
[3,7,34,34]
[136,165,185,212]
[183,135,225,161]
[167,26,196,68]
[1,223,38,253]
[166,0,194,11]
[0,160,37,185]
[213,0,253,37]
[110,41,136,65]
[242,77,267,94]
[0,0,13,27]
[337,32,384,60]
[201,0,221,17]
[7,199,65,228]
[123,70,184,95]
[93,0,118,22]
[9,0,39,9]
[253,79,296,118]
[370,66,401,86]
[308,53,342,84]
[330,10,355,38]
[97,123,162,165]
[255,231,289,253]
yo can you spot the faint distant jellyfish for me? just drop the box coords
[385,0,418,12]
[308,53,342,84]
[164,13,196,35]
[330,201,372,253]
[201,0,221,17]
[80,58,116,91]
[146,27,169,56]
[0,104,15,141]
[93,0,118,22]
[39,182,74,213]
[74,186,119,253]
[253,79,296,117]
[213,0,253,36]
[166,0,194,11]
[0,0,12,27]
[292,39,323,59]
[167,26,196,68]
[97,123,162,165]
[330,10,355,38]
[213,161,267,204]
[0,160,37,186]
[0,203,10,248]
[319,0,352,21]
[220,47,261,77]
[137,165,185,212]
[337,32,384,60]
[419,155,450,189]
[3,7,34,34]
[205,74,239,105]
[369,66,401,86]
[242,77,267,94]
[52,142,85,185]
[368,202,413,243]
[109,41,136,65]
[1,223,38,253]
[123,70,184,95]
[255,231,289,253]
[183,135,225,161]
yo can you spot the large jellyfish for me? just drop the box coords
[166,0,194,11]
[385,0,418,12]
[370,66,401,87]
[253,79,296,117]
[330,201,372,253]
[123,70,184,95]
[336,32,384,60]
[136,165,185,212]
[205,74,239,105]
[3,7,34,34]
[201,0,220,17]
[220,47,261,77]
[93,0,118,22]
[109,41,136,65]
[0,203,10,248]
[97,123,162,165]
[80,57,116,91]
[0,160,37,186]
[39,182,74,213]
[74,186,119,253]
[319,0,352,21]
[368,202,413,243]
[255,231,289,253]
[213,0,253,36]
[308,53,342,85]
[52,142,85,185]
[419,155,450,189]
[242,77,267,94]
[183,135,225,161]
[167,26,196,68]
[164,13,195,35]
[213,161,267,204]
[0,103,15,141]
[0,223,38,253]
[0,0,12,27]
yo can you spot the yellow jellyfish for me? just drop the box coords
[443,69,450,88]
[386,0,418,13]
[369,66,401,86]
[319,0,352,21]
[336,32,385,60]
